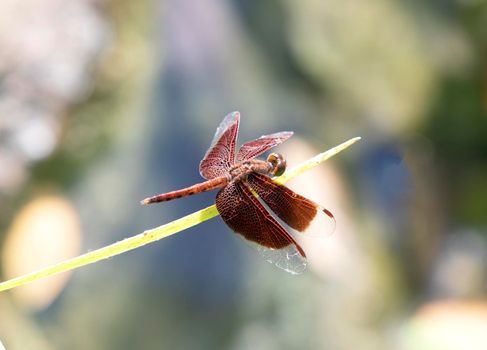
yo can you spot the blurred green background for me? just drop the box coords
[1,0,487,349]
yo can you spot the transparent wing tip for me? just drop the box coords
[258,245,307,275]
[298,206,336,237]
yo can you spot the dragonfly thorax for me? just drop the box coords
[229,153,286,182]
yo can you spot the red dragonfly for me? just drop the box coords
[141,112,335,274]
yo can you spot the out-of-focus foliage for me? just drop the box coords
[1,0,487,349]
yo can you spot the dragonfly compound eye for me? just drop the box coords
[267,153,286,176]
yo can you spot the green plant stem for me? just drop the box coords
[0,137,360,292]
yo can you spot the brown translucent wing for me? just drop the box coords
[236,131,293,162]
[199,111,240,179]
[247,173,336,235]
[215,181,307,274]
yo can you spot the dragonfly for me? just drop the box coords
[141,111,335,274]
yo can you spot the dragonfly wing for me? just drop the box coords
[199,111,240,179]
[236,131,293,162]
[216,181,307,274]
[247,173,336,236]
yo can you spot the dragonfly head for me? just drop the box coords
[267,153,286,177]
